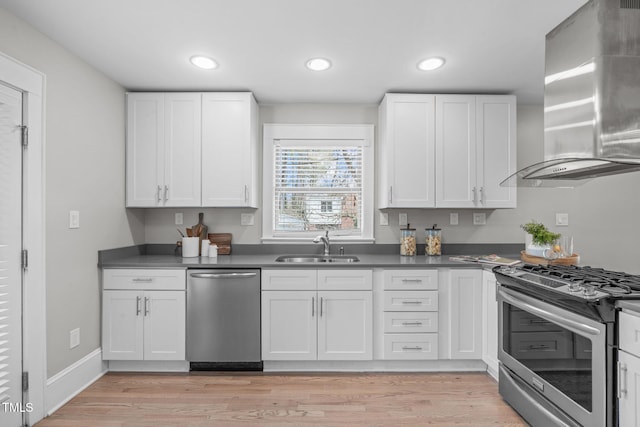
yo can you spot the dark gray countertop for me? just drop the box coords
[99,243,523,270]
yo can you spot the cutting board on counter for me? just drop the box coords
[208,233,232,254]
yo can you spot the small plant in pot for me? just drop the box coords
[521,220,561,258]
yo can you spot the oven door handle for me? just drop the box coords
[499,287,602,337]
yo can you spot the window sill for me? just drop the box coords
[261,237,375,244]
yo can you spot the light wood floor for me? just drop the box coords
[35,372,527,426]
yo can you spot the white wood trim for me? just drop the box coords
[45,349,107,416]
[0,50,47,425]
[107,361,189,372]
[263,360,487,373]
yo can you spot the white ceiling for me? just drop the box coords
[0,0,587,104]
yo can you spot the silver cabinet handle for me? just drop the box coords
[190,272,257,279]
[480,186,485,205]
[320,297,324,317]
[244,185,249,203]
[401,278,423,283]
[402,301,422,305]
[144,297,150,316]
[619,361,628,398]
[472,186,478,204]
[136,296,141,316]
[389,186,393,204]
[402,346,423,351]
[133,278,153,283]
[312,296,315,317]
[157,185,162,203]
[164,185,169,202]
[402,322,423,326]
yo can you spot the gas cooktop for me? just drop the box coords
[495,264,640,302]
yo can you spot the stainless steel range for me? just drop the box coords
[494,264,640,427]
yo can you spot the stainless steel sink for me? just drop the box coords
[275,255,360,263]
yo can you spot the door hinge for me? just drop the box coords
[21,249,28,270]
[20,125,28,148]
[22,372,28,392]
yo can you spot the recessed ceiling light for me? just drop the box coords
[306,57,332,71]
[190,55,218,70]
[417,57,445,71]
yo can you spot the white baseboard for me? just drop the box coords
[45,348,107,416]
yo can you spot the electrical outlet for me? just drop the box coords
[450,213,459,225]
[399,213,408,226]
[556,213,569,226]
[473,213,486,225]
[69,210,80,229]
[241,213,255,226]
[70,328,80,349]
[379,212,389,226]
[175,212,183,225]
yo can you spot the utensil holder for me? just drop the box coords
[182,237,199,258]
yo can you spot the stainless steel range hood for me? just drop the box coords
[503,0,640,187]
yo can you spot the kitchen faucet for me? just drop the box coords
[313,230,331,255]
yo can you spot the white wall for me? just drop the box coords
[146,103,640,273]
[0,7,144,377]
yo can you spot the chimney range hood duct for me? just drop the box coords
[502,0,640,187]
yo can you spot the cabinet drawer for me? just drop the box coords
[261,269,317,291]
[318,270,372,290]
[383,333,438,360]
[383,270,438,290]
[620,311,640,356]
[103,269,186,290]
[509,331,573,360]
[383,312,437,333]
[383,291,438,311]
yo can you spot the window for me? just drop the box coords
[263,124,374,242]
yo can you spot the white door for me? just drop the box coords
[0,83,24,427]
[143,291,186,360]
[102,291,144,360]
[618,350,640,427]
[449,269,483,359]
[317,291,372,360]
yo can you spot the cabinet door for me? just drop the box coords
[618,350,640,427]
[435,95,477,208]
[261,291,317,360]
[162,93,202,207]
[482,270,499,378]
[102,291,144,360]
[476,95,517,208]
[448,269,483,359]
[143,291,186,361]
[126,93,164,207]
[318,291,372,360]
[202,92,258,207]
[378,94,436,208]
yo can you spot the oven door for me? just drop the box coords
[498,286,607,427]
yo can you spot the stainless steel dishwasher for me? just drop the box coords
[187,269,262,370]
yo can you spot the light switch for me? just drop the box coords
[450,213,459,226]
[556,213,569,226]
[69,210,80,229]
[175,212,184,225]
[399,213,408,226]
[241,213,255,226]
[379,212,389,226]
[473,213,486,225]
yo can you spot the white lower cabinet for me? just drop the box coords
[482,270,499,378]
[102,269,186,361]
[379,269,439,360]
[440,269,483,360]
[261,269,373,361]
[618,311,640,426]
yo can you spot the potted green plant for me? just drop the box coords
[521,220,561,257]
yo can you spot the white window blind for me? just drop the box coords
[273,143,364,235]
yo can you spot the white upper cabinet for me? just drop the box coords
[379,93,517,209]
[378,94,436,208]
[126,92,202,207]
[201,92,259,207]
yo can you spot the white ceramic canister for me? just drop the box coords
[209,244,218,258]
[182,237,199,258]
[201,239,210,257]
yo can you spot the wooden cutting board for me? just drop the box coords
[520,250,580,266]
[208,233,232,254]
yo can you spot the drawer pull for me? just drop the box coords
[401,279,423,283]
[402,301,422,305]
[401,322,423,326]
[133,278,154,283]
[529,319,552,325]
[402,346,423,351]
